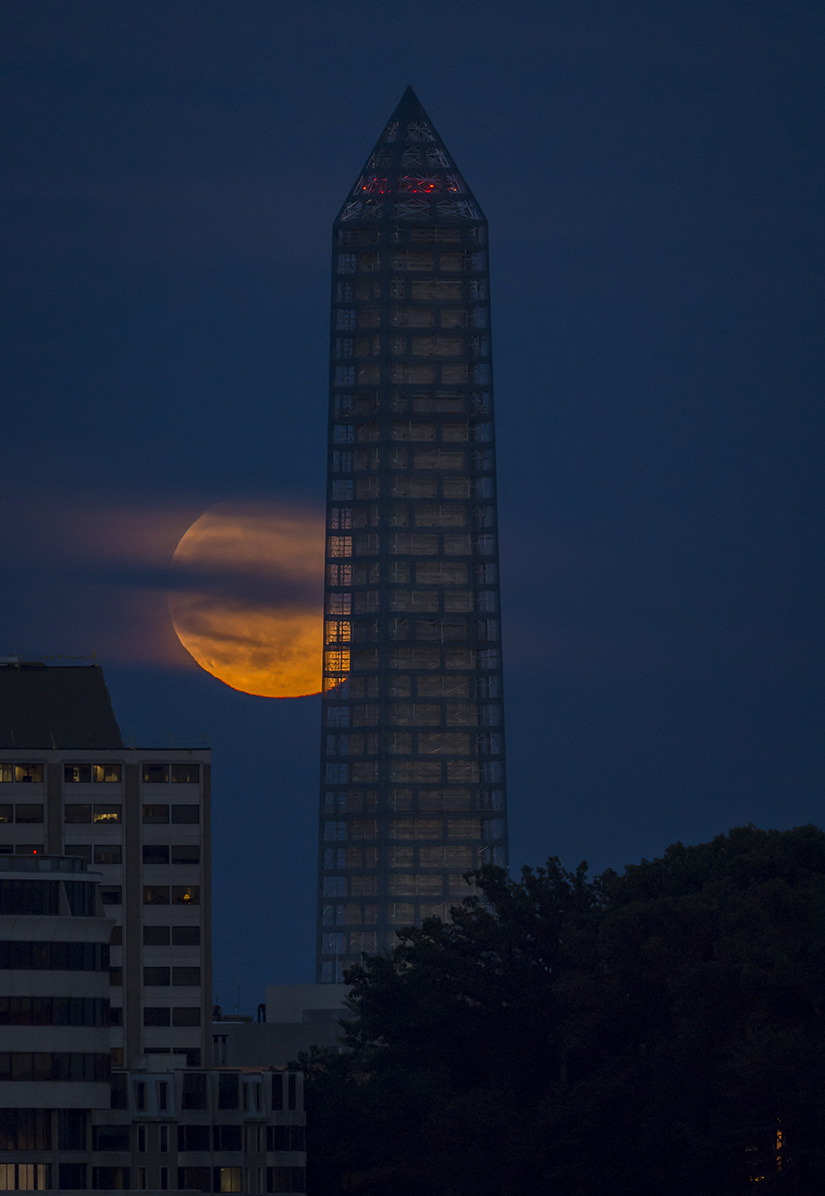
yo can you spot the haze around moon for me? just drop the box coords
[167,502,326,698]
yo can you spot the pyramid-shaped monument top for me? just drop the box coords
[336,87,484,225]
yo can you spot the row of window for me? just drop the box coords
[326,673,500,702]
[142,966,201,986]
[0,996,109,1027]
[329,597,497,621]
[61,802,200,824]
[336,221,485,244]
[0,877,97,917]
[144,1005,201,1025]
[171,1167,305,1194]
[88,1122,304,1154]
[0,1164,51,1191]
[330,470,493,499]
[142,885,200,905]
[0,1051,110,1082]
[142,924,200,946]
[326,702,501,728]
[321,843,504,871]
[324,731,503,755]
[328,616,501,648]
[322,870,476,899]
[103,885,200,909]
[334,361,490,388]
[326,560,496,588]
[323,787,503,814]
[0,1108,55,1150]
[113,1070,297,1114]
[324,647,500,676]
[323,816,505,841]
[0,803,44,823]
[0,763,200,784]
[336,249,485,274]
[336,306,487,332]
[336,220,484,244]
[323,759,505,784]
[334,334,490,360]
[328,502,495,528]
[319,900,456,929]
[57,842,200,866]
[0,939,109,970]
[335,277,487,305]
[332,392,491,418]
[327,532,496,558]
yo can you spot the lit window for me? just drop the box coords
[14,764,43,784]
[93,805,121,823]
[93,764,121,783]
[170,764,199,784]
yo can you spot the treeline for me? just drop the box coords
[300,825,825,1194]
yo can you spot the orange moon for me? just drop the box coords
[167,502,326,698]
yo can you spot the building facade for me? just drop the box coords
[0,665,211,1070]
[317,89,508,981]
[0,664,306,1193]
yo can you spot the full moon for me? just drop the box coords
[167,502,326,698]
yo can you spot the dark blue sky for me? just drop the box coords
[2,0,823,1007]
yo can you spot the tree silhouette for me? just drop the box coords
[303,825,825,1194]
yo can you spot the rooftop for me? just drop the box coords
[0,662,124,749]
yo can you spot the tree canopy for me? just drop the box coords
[303,825,825,1195]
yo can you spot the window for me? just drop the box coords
[136,1125,147,1152]
[178,1124,210,1150]
[143,886,170,905]
[170,843,200,864]
[64,804,91,823]
[143,925,170,945]
[181,1072,207,1110]
[215,1168,243,1193]
[242,1077,263,1114]
[143,764,169,783]
[137,846,168,870]
[172,1006,201,1026]
[0,1164,52,1189]
[93,805,120,823]
[218,1073,239,1109]
[172,886,199,905]
[64,764,91,783]
[144,1006,170,1026]
[144,967,170,986]
[93,1168,131,1189]
[171,805,199,824]
[170,764,199,783]
[172,967,200,986]
[94,764,121,783]
[143,804,169,824]
[14,764,43,783]
[99,886,122,905]
[94,845,122,864]
[172,925,200,946]
[15,804,43,823]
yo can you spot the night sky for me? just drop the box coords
[2,1,822,1008]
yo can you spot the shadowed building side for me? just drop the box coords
[317,88,508,982]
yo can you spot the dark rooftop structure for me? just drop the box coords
[0,661,123,748]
